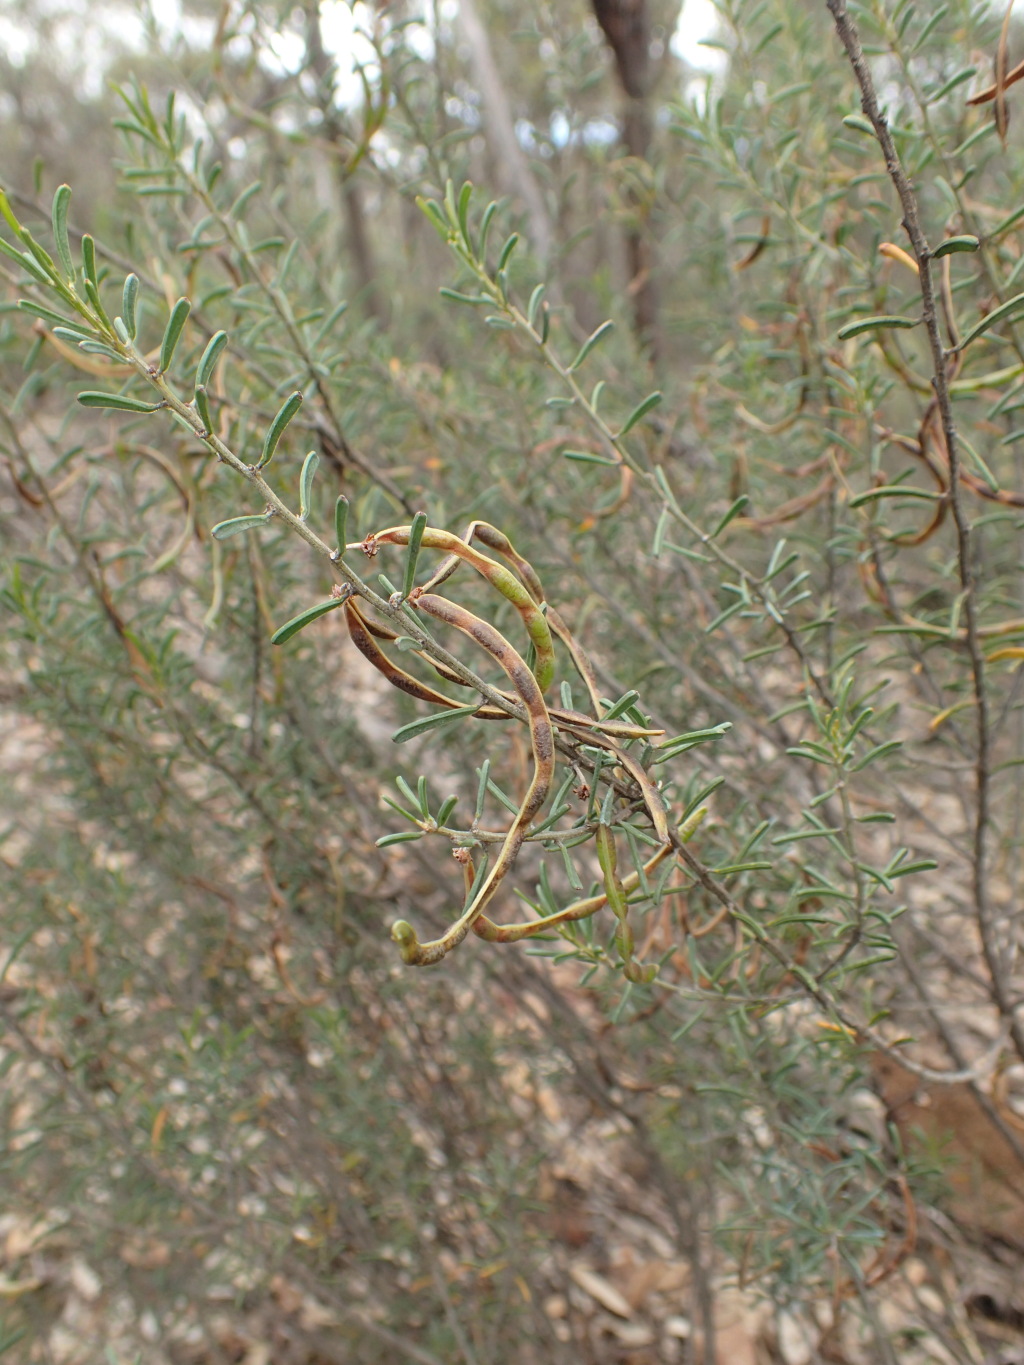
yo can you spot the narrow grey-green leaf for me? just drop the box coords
[602,690,640,721]
[842,113,875,135]
[52,326,95,344]
[270,595,346,643]
[22,233,57,278]
[392,703,480,745]
[402,510,428,599]
[159,296,191,373]
[438,287,488,306]
[196,329,227,387]
[933,234,980,257]
[457,181,473,245]
[122,274,139,341]
[0,238,32,270]
[527,283,546,330]
[76,390,163,413]
[194,384,213,433]
[17,299,85,331]
[838,314,917,340]
[711,495,750,538]
[569,319,614,371]
[299,450,320,520]
[3,246,51,284]
[335,494,349,556]
[229,180,262,220]
[562,449,619,466]
[478,201,498,258]
[376,830,425,847]
[619,390,662,436]
[81,234,97,286]
[78,340,123,360]
[416,195,449,240]
[259,390,303,468]
[211,513,273,541]
[51,184,74,280]
[958,291,1024,350]
[497,233,519,271]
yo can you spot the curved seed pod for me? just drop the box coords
[345,600,504,717]
[417,520,545,607]
[389,592,555,966]
[347,601,662,742]
[473,843,674,942]
[446,521,604,715]
[365,525,555,692]
[557,719,669,842]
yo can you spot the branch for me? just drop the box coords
[826,0,1024,1064]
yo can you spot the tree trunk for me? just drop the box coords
[456,0,555,265]
[591,0,659,357]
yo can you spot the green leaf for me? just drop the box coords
[0,187,24,239]
[298,450,320,521]
[497,232,519,271]
[569,319,614,371]
[619,390,662,436]
[17,299,87,332]
[457,181,473,245]
[194,384,213,433]
[122,274,139,341]
[335,495,349,556]
[81,234,97,286]
[84,278,113,329]
[849,739,903,771]
[958,291,1024,350]
[435,795,458,827]
[842,113,875,135]
[52,326,95,344]
[77,340,123,360]
[479,201,498,259]
[196,329,227,387]
[376,830,425,848]
[416,195,449,240]
[76,390,163,413]
[562,449,619,466]
[527,283,546,329]
[710,495,749,538]
[0,243,50,284]
[211,513,273,541]
[602,689,640,721]
[932,234,979,257]
[392,704,480,744]
[439,287,487,306]
[402,510,428,600]
[159,296,191,373]
[51,183,74,280]
[259,390,303,468]
[270,595,346,643]
[837,314,917,340]
[229,179,262,220]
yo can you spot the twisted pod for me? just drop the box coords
[363,525,556,692]
[389,593,555,965]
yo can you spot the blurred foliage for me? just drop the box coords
[2,0,1024,1361]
